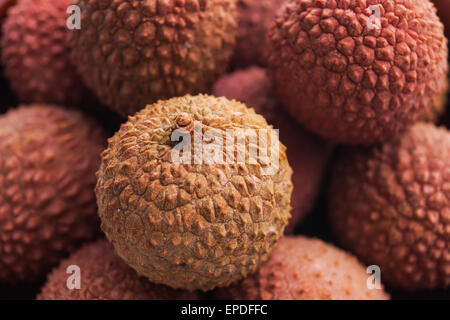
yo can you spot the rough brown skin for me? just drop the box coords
[0,105,106,283]
[329,123,450,291]
[432,0,450,38]
[232,0,285,67]
[38,239,199,300]
[1,0,94,106]
[96,94,293,292]
[71,0,238,117]
[215,236,390,300]
[213,67,334,233]
[267,0,448,145]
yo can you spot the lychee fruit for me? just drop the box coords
[0,105,106,283]
[213,67,334,233]
[232,0,285,68]
[96,94,293,291]
[267,0,448,145]
[70,0,239,117]
[215,236,390,300]
[1,0,94,106]
[329,123,450,291]
[38,239,199,300]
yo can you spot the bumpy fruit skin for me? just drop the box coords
[267,0,448,145]
[1,0,93,105]
[96,94,293,291]
[0,105,106,283]
[329,123,450,291]
[213,67,333,233]
[433,0,450,37]
[215,236,390,300]
[232,0,285,67]
[38,240,199,300]
[71,0,238,117]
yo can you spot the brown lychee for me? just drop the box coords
[213,67,334,233]
[38,239,199,300]
[95,94,293,291]
[215,236,390,300]
[70,0,239,117]
[329,123,450,291]
[267,0,448,145]
[0,105,106,283]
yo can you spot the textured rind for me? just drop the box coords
[432,0,450,37]
[215,236,390,300]
[0,105,106,283]
[213,67,333,233]
[1,0,93,105]
[329,123,450,291]
[71,0,239,117]
[232,0,285,67]
[38,239,199,300]
[267,0,448,145]
[96,94,293,291]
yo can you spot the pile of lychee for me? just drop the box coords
[0,0,448,300]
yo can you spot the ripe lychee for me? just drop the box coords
[0,105,106,283]
[38,239,199,300]
[215,236,390,300]
[329,123,450,291]
[267,0,448,145]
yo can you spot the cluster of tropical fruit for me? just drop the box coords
[0,0,448,300]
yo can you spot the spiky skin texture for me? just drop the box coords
[71,0,238,117]
[215,236,390,300]
[96,94,293,291]
[432,0,450,38]
[0,105,106,283]
[1,0,93,106]
[329,123,450,291]
[213,67,333,233]
[267,0,448,145]
[232,0,285,67]
[38,240,199,300]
